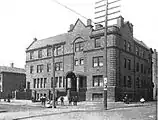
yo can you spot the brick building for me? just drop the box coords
[152,49,158,100]
[0,63,26,99]
[26,16,153,102]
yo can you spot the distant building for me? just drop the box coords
[152,49,158,100]
[0,63,26,99]
[26,16,153,102]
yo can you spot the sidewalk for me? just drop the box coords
[0,100,155,120]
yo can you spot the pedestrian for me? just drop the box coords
[68,96,72,105]
[73,96,78,106]
[140,97,145,104]
[60,96,64,106]
[43,96,46,107]
[123,94,129,104]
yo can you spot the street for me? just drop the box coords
[0,100,157,120]
[21,102,157,120]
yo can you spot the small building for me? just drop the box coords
[26,16,153,102]
[0,63,26,99]
[152,49,158,100]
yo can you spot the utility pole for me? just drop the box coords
[95,0,121,110]
[52,45,56,108]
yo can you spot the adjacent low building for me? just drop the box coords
[152,49,158,100]
[0,63,26,99]
[26,16,153,102]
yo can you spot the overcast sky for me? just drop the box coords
[0,0,157,68]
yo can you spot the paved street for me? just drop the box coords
[0,100,157,120]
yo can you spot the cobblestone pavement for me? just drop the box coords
[0,100,157,120]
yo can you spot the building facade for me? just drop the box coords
[26,16,153,102]
[0,63,26,99]
[152,49,158,100]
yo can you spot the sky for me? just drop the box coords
[0,0,157,68]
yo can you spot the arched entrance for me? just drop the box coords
[66,71,77,91]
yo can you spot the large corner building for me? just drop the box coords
[26,16,153,102]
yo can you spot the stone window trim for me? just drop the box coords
[38,49,43,58]
[74,59,79,66]
[75,42,84,52]
[93,56,103,67]
[30,66,34,74]
[94,37,101,48]
[55,62,63,71]
[30,51,34,60]
[47,47,52,57]
[92,75,103,87]
[80,58,84,65]
[37,64,44,73]
[47,63,51,72]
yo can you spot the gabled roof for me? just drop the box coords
[27,33,67,51]
[133,38,150,49]
[0,66,25,74]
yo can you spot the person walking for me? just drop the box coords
[68,96,72,105]
[60,96,64,106]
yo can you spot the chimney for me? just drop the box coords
[34,38,37,41]
[117,16,124,27]
[69,24,74,31]
[87,19,92,26]
[10,63,14,68]
[95,24,103,30]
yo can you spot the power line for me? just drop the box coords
[51,0,97,25]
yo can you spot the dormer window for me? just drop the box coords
[30,51,34,60]
[38,49,42,58]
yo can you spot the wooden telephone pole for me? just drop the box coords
[95,0,121,110]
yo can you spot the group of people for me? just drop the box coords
[68,96,78,106]
[123,94,145,104]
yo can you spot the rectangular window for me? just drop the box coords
[51,77,53,88]
[40,78,43,88]
[95,38,101,48]
[38,49,42,58]
[124,58,126,68]
[136,63,139,72]
[141,64,143,73]
[30,51,34,60]
[55,45,63,56]
[136,77,140,88]
[47,63,51,72]
[80,58,84,65]
[75,42,84,52]
[37,65,44,73]
[75,59,79,66]
[124,76,126,87]
[47,47,52,57]
[63,77,65,87]
[27,82,30,89]
[33,79,36,88]
[30,66,34,74]
[124,40,126,50]
[59,76,62,87]
[127,59,131,70]
[142,51,145,58]
[136,46,139,55]
[93,56,103,67]
[127,42,131,51]
[55,62,63,71]
[92,75,103,87]
[127,76,132,88]
[44,78,47,88]
[55,77,58,87]
[37,78,40,88]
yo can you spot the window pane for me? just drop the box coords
[75,43,79,52]
[99,76,103,86]
[80,58,84,65]
[95,38,101,48]
[93,57,98,67]
[99,57,103,66]
[75,59,79,66]
[80,42,84,51]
